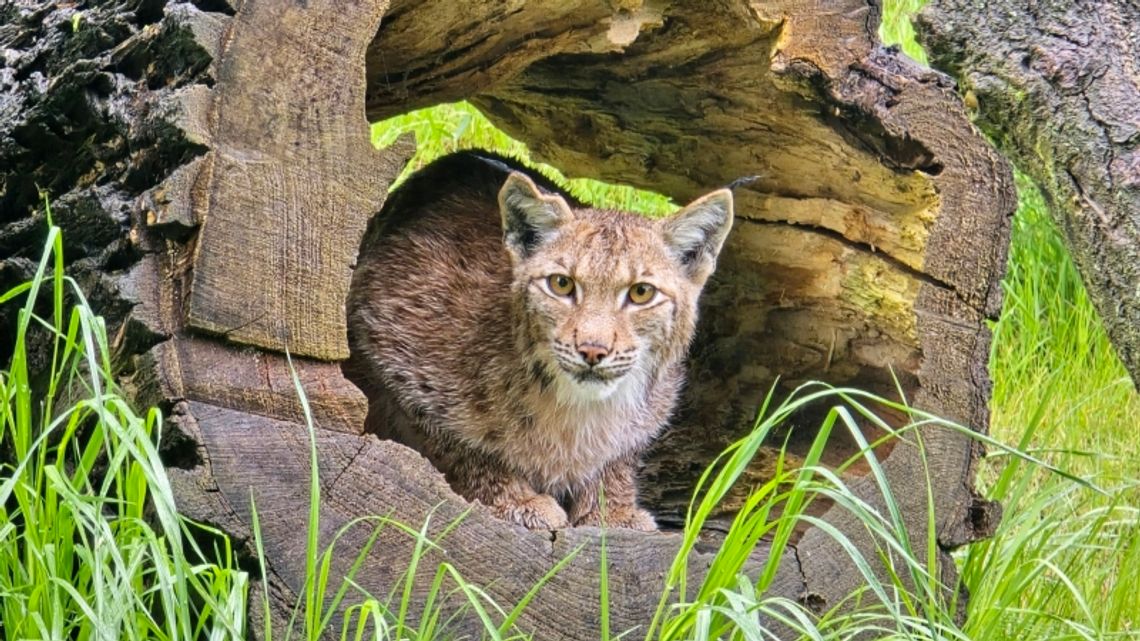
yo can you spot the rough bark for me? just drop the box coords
[917,0,1140,384]
[3,0,1015,638]
[0,0,210,364]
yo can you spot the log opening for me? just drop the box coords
[357,1,1002,537]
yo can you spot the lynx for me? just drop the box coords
[345,151,733,531]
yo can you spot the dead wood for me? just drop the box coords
[1,1,1017,637]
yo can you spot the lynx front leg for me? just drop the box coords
[448,450,569,530]
[569,455,656,531]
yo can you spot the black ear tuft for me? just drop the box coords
[499,172,573,258]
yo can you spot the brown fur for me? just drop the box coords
[345,151,733,530]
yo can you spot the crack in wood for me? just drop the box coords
[736,215,958,294]
[326,438,371,493]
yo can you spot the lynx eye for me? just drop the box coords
[627,282,657,305]
[547,274,576,297]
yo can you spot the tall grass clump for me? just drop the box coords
[883,2,1140,636]
[0,216,248,640]
[0,214,556,641]
[648,383,959,641]
[961,177,1140,639]
[879,0,929,65]
[639,381,1099,641]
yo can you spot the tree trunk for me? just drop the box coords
[2,1,1015,638]
[916,0,1140,385]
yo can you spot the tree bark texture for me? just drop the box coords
[917,0,1140,384]
[1,1,1016,638]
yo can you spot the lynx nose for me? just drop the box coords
[577,343,610,366]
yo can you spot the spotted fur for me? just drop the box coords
[346,151,733,531]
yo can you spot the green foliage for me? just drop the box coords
[648,384,965,641]
[370,101,676,216]
[0,209,247,640]
[965,175,1140,639]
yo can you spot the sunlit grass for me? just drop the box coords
[879,0,930,64]
[0,210,247,640]
[963,175,1140,639]
[989,177,1140,488]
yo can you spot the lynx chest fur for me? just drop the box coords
[346,151,733,531]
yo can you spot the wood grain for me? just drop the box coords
[185,0,413,360]
[182,400,804,639]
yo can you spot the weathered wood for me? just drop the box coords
[0,1,216,363]
[184,0,413,360]
[163,401,303,641]
[167,399,803,639]
[4,0,1017,635]
[917,0,1140,384]
[365,0,665,113]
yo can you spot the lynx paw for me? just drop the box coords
[574,506,657,532]
[497,494,569,530]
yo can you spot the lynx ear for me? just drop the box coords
[499,172,574,258]
[662,188,734,282]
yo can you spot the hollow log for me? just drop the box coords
[916,0,1140,384]
[1,1,1015,638]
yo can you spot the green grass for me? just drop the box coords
[3,2,1139,639]
[881,1,1140,636]
[960,176,1140,639]
[0,216,248,640]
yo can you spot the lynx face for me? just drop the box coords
[499,173,734,403]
